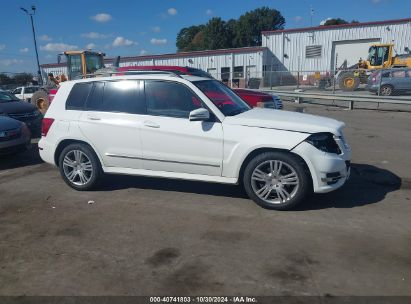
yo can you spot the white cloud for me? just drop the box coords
[112,36,137,47]
[293,16,303,23]
[150,38,167,45]
[40,43,78,52]
[86,43,97,49]
[206,9,213,16]
[39,35,52,41]
[0,44,5,50]
[19,47,29,53]
[139,49,148,55]
[151,26,161,33]
[0,59,23,66]
[167,8,177,16]
[91,13,112,23]
[81,32,110,39]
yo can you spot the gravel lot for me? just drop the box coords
[0,102,410,297]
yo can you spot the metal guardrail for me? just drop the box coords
[261,90,411,110]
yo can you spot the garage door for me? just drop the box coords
[331,39,380,69]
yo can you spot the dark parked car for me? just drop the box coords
[367,68,411,96]
[0,116,31,155]
[0,91,42,137]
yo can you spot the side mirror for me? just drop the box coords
[189,108,210,121]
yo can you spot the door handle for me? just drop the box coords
[144,121,160,128]
[87,115,101,121]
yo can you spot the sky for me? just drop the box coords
[0,0,410,73]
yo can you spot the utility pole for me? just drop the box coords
[20,5,43,85]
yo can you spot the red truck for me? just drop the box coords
[118,66,283,110]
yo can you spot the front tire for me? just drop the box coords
[243,152,311,210]
[58,143,102,191]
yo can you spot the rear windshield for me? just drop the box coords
[193,80,250,116]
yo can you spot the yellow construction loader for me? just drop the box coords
[337,44,411,91]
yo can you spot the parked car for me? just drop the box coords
[0,116,31,155]
[367,68,411,96]
[10,86,39,102]
[0,91,42,137]
[118,66,283,109]
[39,73,350,210]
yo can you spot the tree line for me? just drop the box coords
[176,7,285,52]
[0,73,35,86]
[176,7,361,52]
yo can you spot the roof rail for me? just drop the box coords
[81,70,182,79]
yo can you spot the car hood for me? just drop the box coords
[0,101,37,114]
[0,116,22,131]
[223,108,345,135]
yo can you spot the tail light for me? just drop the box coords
[48,89,58,103]
[41,118,55,137]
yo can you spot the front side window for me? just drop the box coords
[194,80,250,116]
[12,88,22,94]
[145,81,202,118]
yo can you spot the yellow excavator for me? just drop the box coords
[337,44,411,91]
[31,50,117,113]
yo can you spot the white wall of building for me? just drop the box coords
[41,48,268,82]
[262,20,411,72]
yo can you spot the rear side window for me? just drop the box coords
[66,83,93,110]
[392,70,406,78]
[86,80,145,114]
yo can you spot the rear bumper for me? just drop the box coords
[38,137,56,165]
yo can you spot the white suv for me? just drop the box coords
[39,73,351,210]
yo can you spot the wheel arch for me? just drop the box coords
[238,147,312,184]
[54,139,103,167]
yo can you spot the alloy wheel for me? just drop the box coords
[251,160,299,204]
[62,150,93,186]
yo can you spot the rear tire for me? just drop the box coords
[58,143,102,191]
[243,152,312,210]
[379,85,393,96]
[31,90,49,114]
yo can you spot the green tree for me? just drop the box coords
[13,73,34,86]
[234,7,285,47]
[175,7,285,51]
[322,18,360,26]
[203,17,231,50]
[0,73,13,85]
[176,25,205,52]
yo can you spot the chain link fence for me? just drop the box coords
[211,68,411,98]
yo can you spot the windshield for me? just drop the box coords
[194,80,250,116]
[0,91,20,102]
[86,54,104,73]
